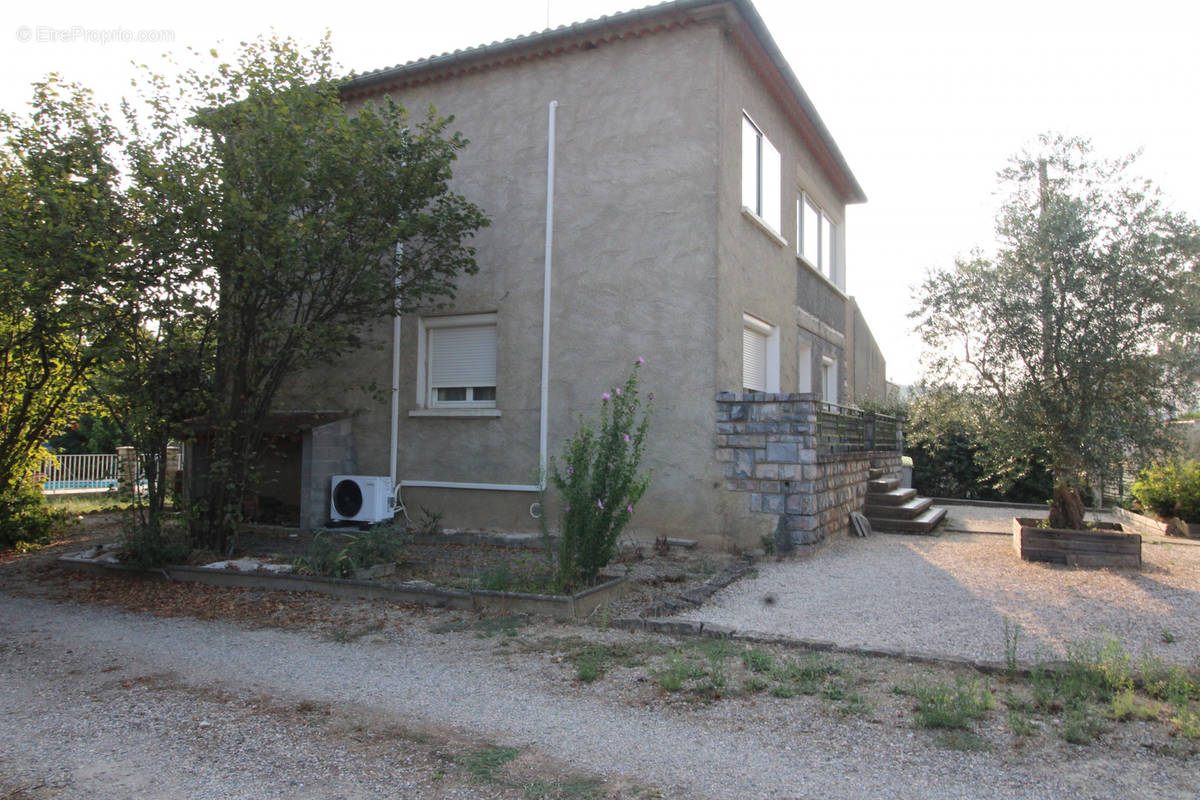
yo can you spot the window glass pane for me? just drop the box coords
[473,387,496,401]
[436,387,468,402]
[802,198,820,265]
[820,214,833,276]
[761,136,781,232]
[741,116,759,213]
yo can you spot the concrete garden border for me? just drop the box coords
[58,555,629,620]
[1110,507,1199,539]
[1011,517,1140,568]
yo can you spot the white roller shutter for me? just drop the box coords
[743,326,767,392]
[429,325,496,388]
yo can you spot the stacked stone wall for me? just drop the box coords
[716,392,904,554]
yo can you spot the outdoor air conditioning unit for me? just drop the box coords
[329,475,395,524]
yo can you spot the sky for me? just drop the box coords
[4,0,1199,384]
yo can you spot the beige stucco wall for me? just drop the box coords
[710,24,859,543]
[283,22,735,544]
[277,13,884,551]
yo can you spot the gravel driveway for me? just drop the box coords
[3,591,1199,800]
[680,519,1200,667]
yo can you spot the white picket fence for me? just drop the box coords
[37,453,120,493]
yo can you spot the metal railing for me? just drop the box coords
[36,453,120,492]
[815,403,902,453]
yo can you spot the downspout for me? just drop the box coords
[537,99,557,489]
[397,99,557,499]
[389,311,401,493]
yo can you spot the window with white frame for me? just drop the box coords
[741,113,781,233]
[419,313,497,407]
[797,192,838,282]
[742,313,780,393]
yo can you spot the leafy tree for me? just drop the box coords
[130,37,489,552]
[0,78,132,527]
[904,383,1053,503]
[913,135,1200,527]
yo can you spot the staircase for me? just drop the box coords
[863,467,946,535]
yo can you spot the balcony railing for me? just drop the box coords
[815,403,902,454]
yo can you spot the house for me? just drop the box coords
[270,0,904,551]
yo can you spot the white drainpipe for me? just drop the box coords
[396,100,557,499]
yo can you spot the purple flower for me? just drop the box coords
[623,433,630,443]
[626,505,633,514]
[597,499,604,510]
[567,466,574,474]
[648,392,654,400]
[602,392,611,401]
[636,356,645,365]
[615,388,622,396]
[565,505,571,512]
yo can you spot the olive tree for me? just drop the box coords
[912,134,1200,528]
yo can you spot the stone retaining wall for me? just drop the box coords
[715,392,903,553]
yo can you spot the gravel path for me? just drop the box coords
[3,592,1199,799]
[680,529,1200,667]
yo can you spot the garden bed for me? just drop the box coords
[58,546,630,619]
[1011,517,1140,568]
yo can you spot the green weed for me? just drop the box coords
[1172,709,1200,739]
[329,621,384,644]
[1007,707,1038,739]
[911,679,995,730]
[654,653,707,692]
[743,677,768,693]
[461,745,519,781]
[742,649,774,674]
[934,730,990,752]
[575,646,603,683]
[1058,704,1107,744]
[524,777,605,800]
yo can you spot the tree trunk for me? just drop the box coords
[1048,482,1085,530]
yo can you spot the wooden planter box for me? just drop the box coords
[1012,517,1141,569]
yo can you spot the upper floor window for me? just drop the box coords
[798,192,838,283]
[741,113,781,234]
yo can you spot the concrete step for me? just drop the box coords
[868,467,888,480]
[865,496,932,520]
[869,506,947,535]
[867,477,901,493]
[863,487,917,506]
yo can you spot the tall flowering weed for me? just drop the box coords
[551,360,652,585]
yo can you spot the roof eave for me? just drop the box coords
[341,0,866,205]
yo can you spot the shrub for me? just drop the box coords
[118,516,191,569]
[293,526,406,577]
[0,480,66,550]
[550,360,651,586]
[1132,460,1200,522]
